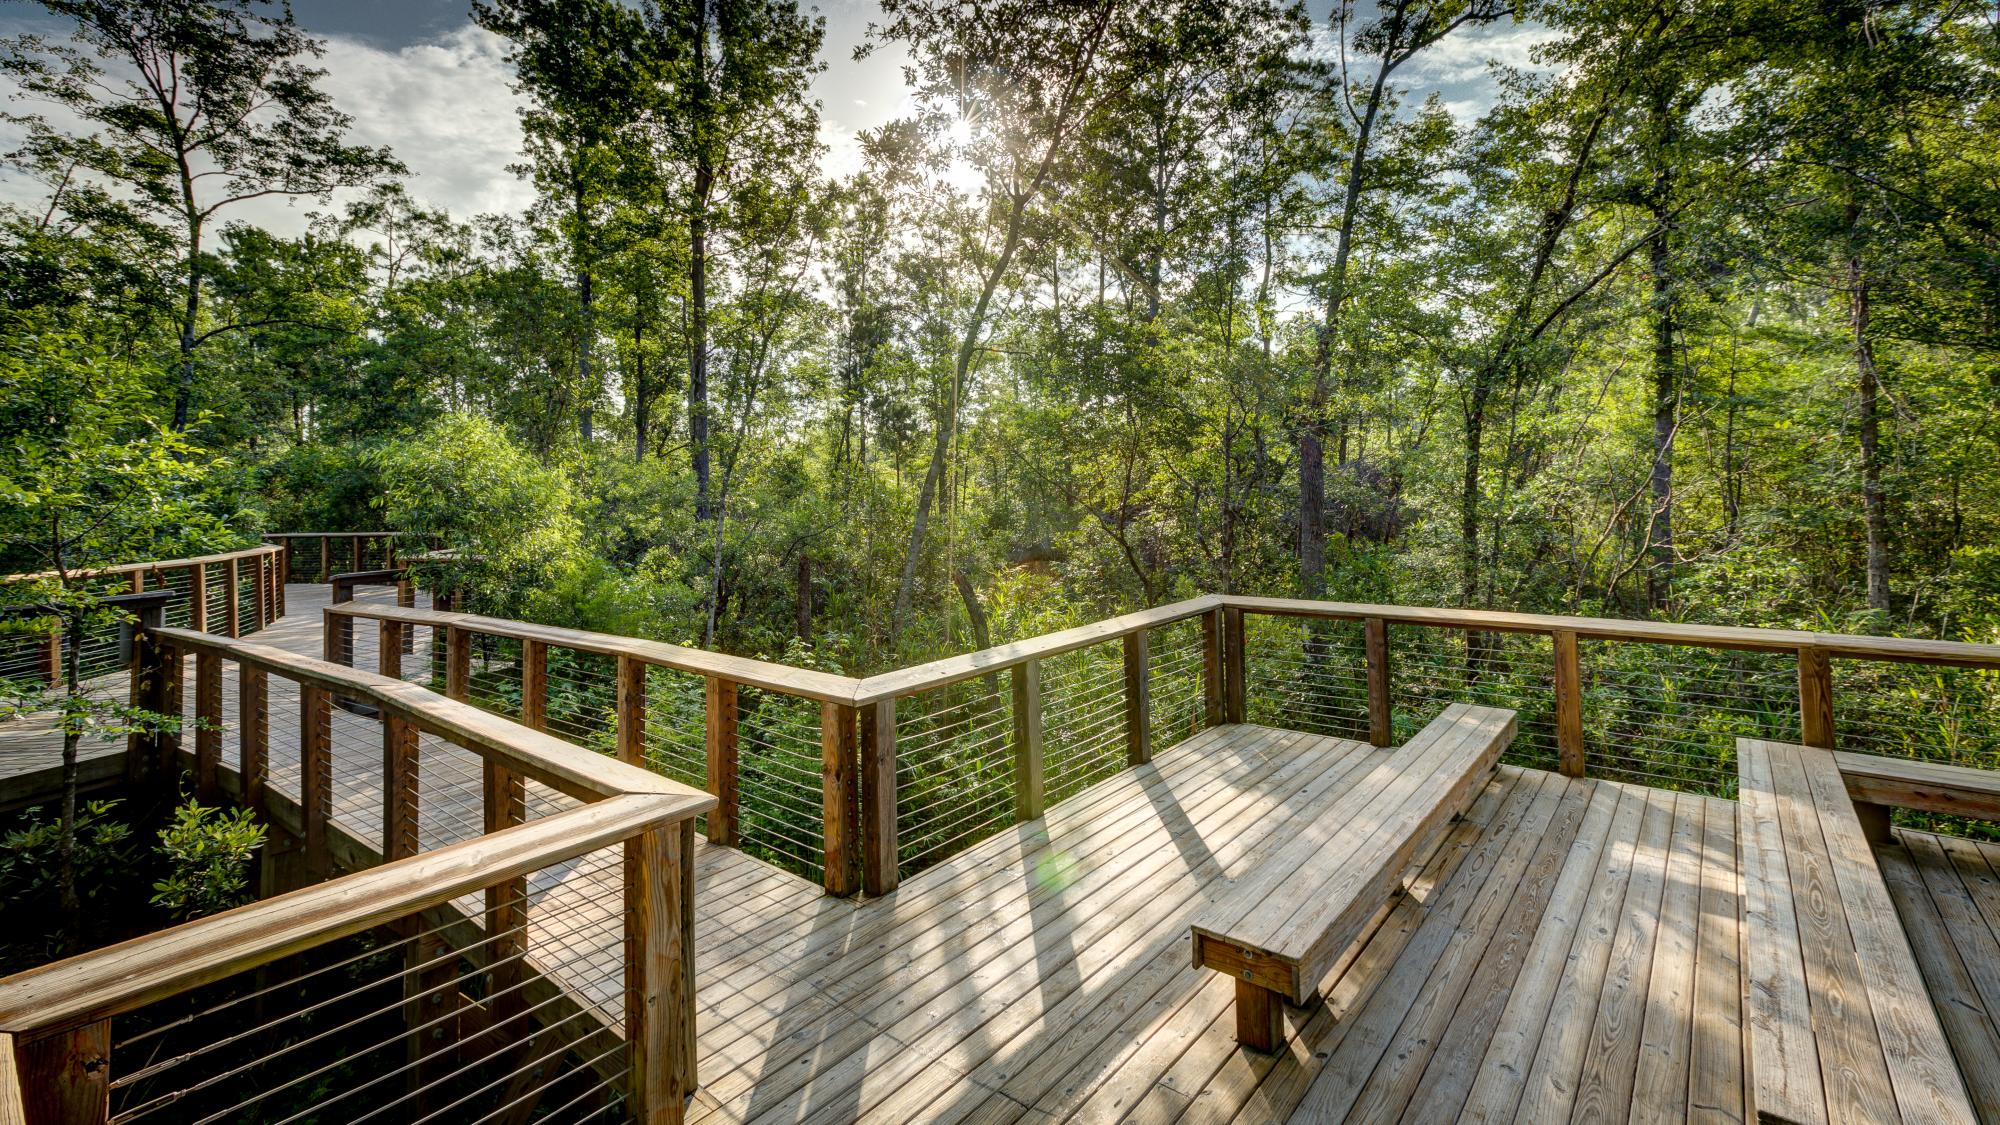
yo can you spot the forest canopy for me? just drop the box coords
[3,0,1997,673]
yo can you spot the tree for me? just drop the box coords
[2,0,403,430]
[640,0,824,521]
[475,0,652,446]
[0,313,234,950]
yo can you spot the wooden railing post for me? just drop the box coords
[705,677,739,846]
[301,684,332,879]
[1223,607,1246,724]
[224,556,240,637]
[521,639,547,730]
[317,535,331,583]
[1365,617,1393,748]
[1553,629,1585,776]
[240,666,267,815]
[1125,630,1152,766]
[275,545,288,616]
[194,650,222,801]
[379,620,404,680]
[37,631,59,686]
[384,715,419,861]
[350,534,363,573]
[127,596,177,785]
[862,699,898,896]
[250,553,267,629]
[19,1020,110,1124]
[1201,610,1224,728]
[1798,645,1835,748]
[626,819,696,1123]
[483,758,527,1028]
[821,701,860,896]
[190,562,208,633]
[617,654,647,767]
[1013,660,1045,821]
[445,626,470,702]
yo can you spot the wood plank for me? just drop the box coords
[1512,786,1673,1124]
[1877,835,2000,1121]
[1798,647,1835,748]
[1765,741,1897,1124]
[1365,617,1392,748]
[1736,738,1826,1125]
[1687,797,1746,1125]
[713,729,1360,1123]
[1400,776,1609,1123]
[1436,777,1624,1123]
[1625,793,1708,1125]
[1310,771,1573,1124]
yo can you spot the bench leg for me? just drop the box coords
[1235,979,1285,1052]
[1855,801,1894,846]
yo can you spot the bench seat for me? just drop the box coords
[1834,750,2000,843]
[1737,738,1976,1124]
[1189,702,1514,1050]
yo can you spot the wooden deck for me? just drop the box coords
[6,586,1999,1123]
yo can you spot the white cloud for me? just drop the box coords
[1409,22,1564,85]
[0,21,533,234]
[311,25,534,223]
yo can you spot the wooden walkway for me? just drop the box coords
[6,587,1998,1123]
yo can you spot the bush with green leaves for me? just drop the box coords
[150,800,266,921]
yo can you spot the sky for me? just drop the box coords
[0,1,1559,235]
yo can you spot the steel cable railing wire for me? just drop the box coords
[1243,615,1372,742]
[896,681,1016,873]
[735,685,828,881]
[1580,640,1795,796]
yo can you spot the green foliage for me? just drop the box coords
[0,800,135,914]
[149,800,266,921]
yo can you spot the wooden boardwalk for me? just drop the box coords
[5,586,1998,1123]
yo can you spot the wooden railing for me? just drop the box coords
[0,544,285,686]
[329,593,2000,899]
[0,602,713,1123]
[263,530,402,584]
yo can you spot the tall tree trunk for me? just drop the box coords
[57,611,84,953]
[688,0,714,520]
[796,554,813,641]
[1645,137,1678,612]
[1460,377,1492,608]
[1848,205,1890,612]
[172,216,204,431]
[1298,425,1326,597]
[633,317,649,460]
[577,261,595,442]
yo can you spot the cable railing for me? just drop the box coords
[323,587,2000,900]
[264,532,403,585]
[0,544,285,691]
[0,597,712,1124]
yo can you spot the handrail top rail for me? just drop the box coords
[850,595,1225,704]
[1221,596,2000,668]
[264,530,401,538]
[156,627,719,809]
[0,792,686,1036]
[324,602,867,704]
[329,567,403,585]
[0,543,280,586]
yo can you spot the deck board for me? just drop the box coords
[8,585,1997,1124]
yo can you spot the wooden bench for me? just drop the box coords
[1189,702,1514,1051]
[1736,738,1976,1124]
[1833,750,2000,844]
